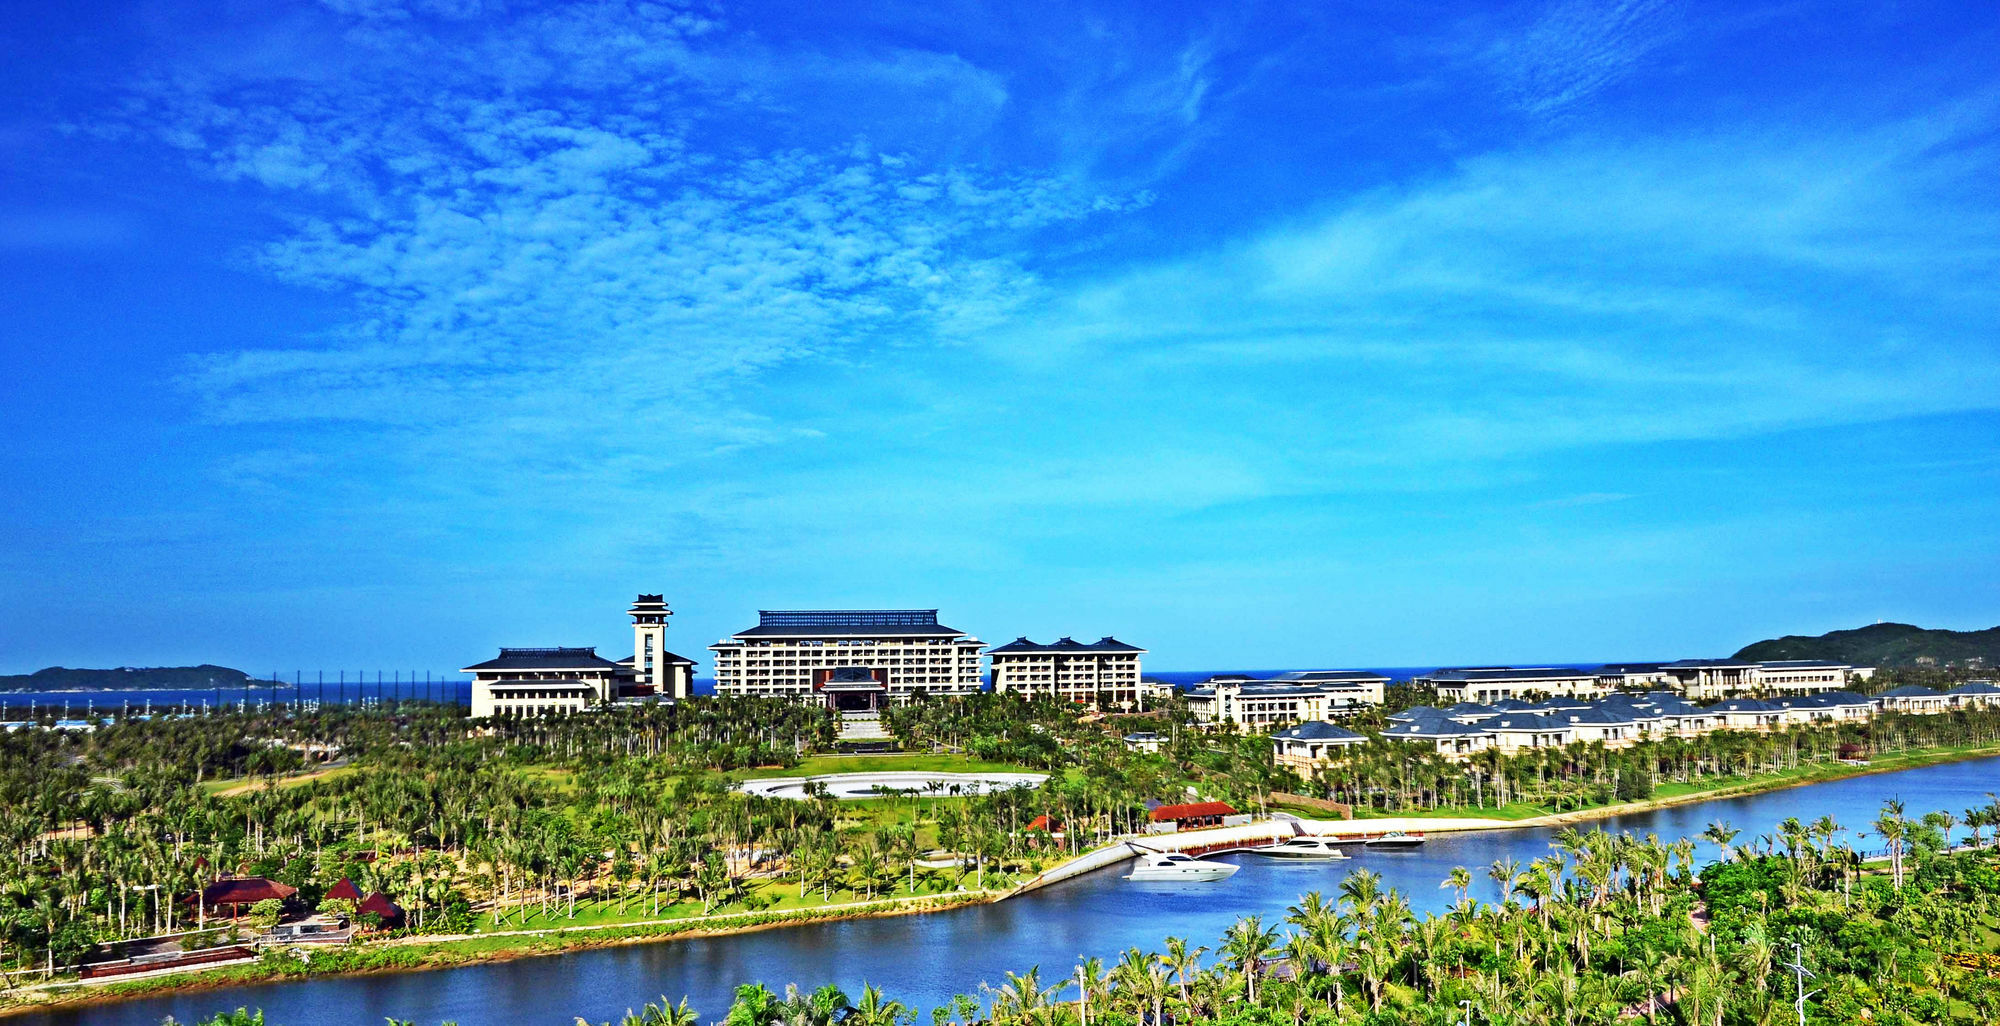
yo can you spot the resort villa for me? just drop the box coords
[1183,671,1390,728]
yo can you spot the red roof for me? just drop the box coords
[325,878,362,901]
[358,892,404,921]
[198,877,297,907]
[1149,801,1237,822]
[1026,815,1062,832]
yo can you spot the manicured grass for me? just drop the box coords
[201,765,358,796]
[473,872,1003,934]
[734,753,1042,779]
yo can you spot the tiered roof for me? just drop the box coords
[986,636,1146,654]
[463,647,619,672]
[732,610,968,638]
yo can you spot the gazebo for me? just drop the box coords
[324,878,363,902]
[194,876,298,918]
[358,891,405,928]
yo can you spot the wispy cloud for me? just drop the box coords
[110,2,1135,509]
[1480,0,1683,117]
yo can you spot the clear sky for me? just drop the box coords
[4,0,1998,675]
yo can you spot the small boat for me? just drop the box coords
[1248,837,1351,860]
[1126,852,1240,882]
[1363,831,1424,850]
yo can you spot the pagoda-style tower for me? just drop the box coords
[628,594,684,698]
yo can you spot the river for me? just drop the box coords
[18,755,1998,1026]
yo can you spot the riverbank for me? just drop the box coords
[1318,741,2000,830]
[0,891,995,1018]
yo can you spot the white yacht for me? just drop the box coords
[1248,837,1350,860]
[1363,831,1425,850]
[1125,851,1240,882]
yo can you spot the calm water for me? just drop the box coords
[21,755,1999,1026]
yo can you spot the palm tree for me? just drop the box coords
[1221,915,1279,1003]
[1701,820,1739,863]
[849,984,909,1026]
[725,984,784,1026]
[1161,936,1205,1010]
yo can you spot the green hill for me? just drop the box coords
[1733,622,2000,669]
[0,664,261,691]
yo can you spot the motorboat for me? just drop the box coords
[1248,837,1351,860]
[1125,851,1240,882]
[1363,831,1424,850]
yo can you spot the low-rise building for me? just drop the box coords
[986,636,1146,710]
[1772,691,1873,725]
[1708,697,1784,731]
[1947,681,2000,709]
[1752,660,1851,695]
[1380,715,1495,759]
[1660,659,1762,700]
[1485,713,1577,752]
[465,647,620,718]
[1595,663,1675,690]
[1416,667,1606,704]
[1875,685,1950,715]
[1270,721,1368,779]
[1662,658,1854,699]
[1184,672,1384,729]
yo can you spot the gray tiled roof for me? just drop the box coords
[731,610,968,638]
[463,647,619,672]
[1272,721,1367,742]
[986,636,1145,654]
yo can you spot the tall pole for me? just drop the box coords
[1784,942,1818,1026]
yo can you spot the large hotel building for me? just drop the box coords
[986,636,1147,710]
[710,609,984,709]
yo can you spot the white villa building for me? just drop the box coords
[986,636,1146,710]
[464,647,620,718]
[710,609,983,709]
[1184,671,1390,729]
[1417,667,1607,704]
[1270,721,1367,779]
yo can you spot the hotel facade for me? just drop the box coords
[986,636,1146,710]
[710,609,984,708]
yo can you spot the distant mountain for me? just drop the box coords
[1733,623,2000,669]
[0,664,261,691]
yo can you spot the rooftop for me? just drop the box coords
[1272,721,1367,742]
[730,609,969,638]
[987,636,1146,654]
[462,647,620,672]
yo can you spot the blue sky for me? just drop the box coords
[4,0,1999,674]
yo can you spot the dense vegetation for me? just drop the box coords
[1734,622,2000,670]
[178,801,2000,1026]
[0,694,1279,983]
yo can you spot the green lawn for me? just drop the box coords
[734,753,1041,779]
[471,871,1010,934]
